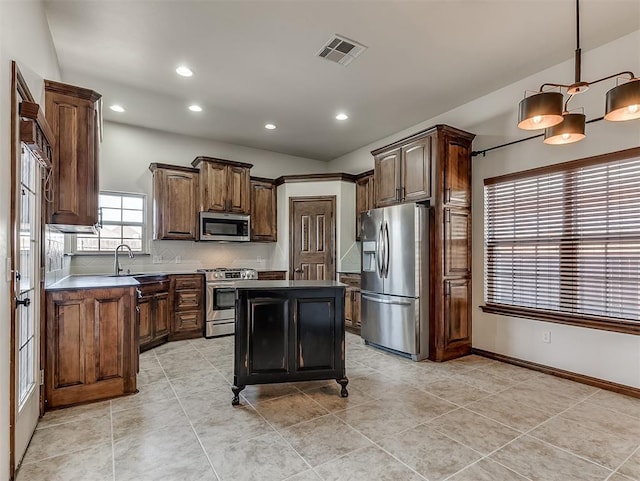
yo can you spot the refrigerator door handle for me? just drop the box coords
[376,223,384,276]
[384,221,390,278]
[362,293,413,306]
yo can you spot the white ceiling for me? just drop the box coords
[43,0,640,161]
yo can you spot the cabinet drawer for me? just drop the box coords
[174,310,203,331]
[173,275,203,290]
[175,290,202,310]
[339,274,361,288]
[257,270,287,280]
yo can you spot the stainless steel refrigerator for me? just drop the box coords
[360,203,429,361]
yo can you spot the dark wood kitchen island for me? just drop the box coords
[232,280,348,405]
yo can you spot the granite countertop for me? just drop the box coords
[46,275,141,291]
[235,280,346,289]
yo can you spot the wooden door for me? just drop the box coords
[227,166,250,214]
[444,138,471,207]
[402,137,432,202]
[250,178,277,241]
[290,197,336,281]
[374,149,401,207]
[154,167,198,240]
[444,208,471,277]
[355,174,373,240]
[444,279,471,347]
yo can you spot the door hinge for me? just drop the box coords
[39,369,44,386]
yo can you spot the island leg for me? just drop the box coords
[231,385,245,406]
[336,377,349,398]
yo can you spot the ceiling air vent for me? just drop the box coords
[317,34,367,66]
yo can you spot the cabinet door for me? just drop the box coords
[154,292,170,339]
[401,137,431,203]
[444,208,471,277]
[247,297,290,375]
[138,296,153,348]
[355,175,373,240]
[353,289,361,329]
[154,169,198,240]
[250,179,277,241]
[173,310,203,335]
[201,162,228,212]
[374,149,401,207]
[295,297,336,372]
[444,279,471,347]
[45,83,100,227]
[444,138,471,207]
[344,288,353,325]
[227,166,250,214]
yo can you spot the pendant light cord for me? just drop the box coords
[574,0,581,84]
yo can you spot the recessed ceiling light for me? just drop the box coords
[264,123,277,130]
[188,104,203,112]
[109,104,125,113]
[335,112,348,121]
[176,66,193,77]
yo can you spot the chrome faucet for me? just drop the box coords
[114,244,134,276]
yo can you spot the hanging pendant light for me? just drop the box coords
[543,112,586,145]
[518,92,564,130]
[517,0,639,143]
[604,78,640,121]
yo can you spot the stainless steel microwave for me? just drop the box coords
[198,212,250,241]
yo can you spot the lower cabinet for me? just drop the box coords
[442,279,472,358]
[339,273,361,333]
[137,280,170,352]
[257,270,288,280]
[45,287,137,409]
[169,274,204,340]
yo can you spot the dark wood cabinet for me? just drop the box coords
[339,273,361,333]
[373,136,432,207]
[149,163,199,240]
[250,177,277,241]
[192,157,252,214]
[45,287,137,408]
[233,284,347,405]
[169,274,204,340]
[44,80,101,232]
[257,270,288,280]
[371,124,474,361]
[137,279,170,352]
[355,171,374,240]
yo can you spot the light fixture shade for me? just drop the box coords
[543,113,586,145]
[605,78,640,121]
[518,91,564,130]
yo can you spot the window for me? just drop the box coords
[76,192,146,253]
[483,148,640,334]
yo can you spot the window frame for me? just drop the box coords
[481,147,640,336]
[72,190,148,255]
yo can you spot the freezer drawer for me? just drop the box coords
[361,291,426,360]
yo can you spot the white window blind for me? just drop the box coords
[484,149,640,329]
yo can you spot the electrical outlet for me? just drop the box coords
[542,331,551,343]
[152,255,162,264]
[175,256,182,264]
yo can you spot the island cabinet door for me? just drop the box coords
[245,296,290,375]
[294,297,338,372]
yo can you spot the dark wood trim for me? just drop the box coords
[148,162,199,174]
[288,196,337,281]
[250,176,275,184]
[355,169,374,180]
[191,156,253,169]
[43,79,101,102]
[274,173,356,186]
[481,303,640,335]
[19,100,55,150]
[484,147,640,186]
[371,124,475,156]
[472,348,640,399]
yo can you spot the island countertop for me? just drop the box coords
[234,280,346,290]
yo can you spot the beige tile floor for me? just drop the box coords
[17,332,640,481]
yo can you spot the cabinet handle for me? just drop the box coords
[135,306,140,313]
[136,288,142,299]
[396,187,401,201]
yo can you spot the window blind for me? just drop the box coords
[484,149,640,327]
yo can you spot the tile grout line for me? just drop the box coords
[602,437,640,481]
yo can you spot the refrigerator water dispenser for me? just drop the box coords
[362,241,377,272]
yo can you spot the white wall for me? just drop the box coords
[0,1,61,478]
[329,31,640,388]
[71,121,332,275]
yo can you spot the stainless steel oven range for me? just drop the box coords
[198,267,258,338]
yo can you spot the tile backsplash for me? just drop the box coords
[44,225,70,286]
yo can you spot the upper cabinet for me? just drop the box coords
[355,171,374,241]
[191,157,252,214]
[373,136,432,208]
[149,163,199,240]
[44,80,101,232]
[443,136,472,208]
[250,177,277,242]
